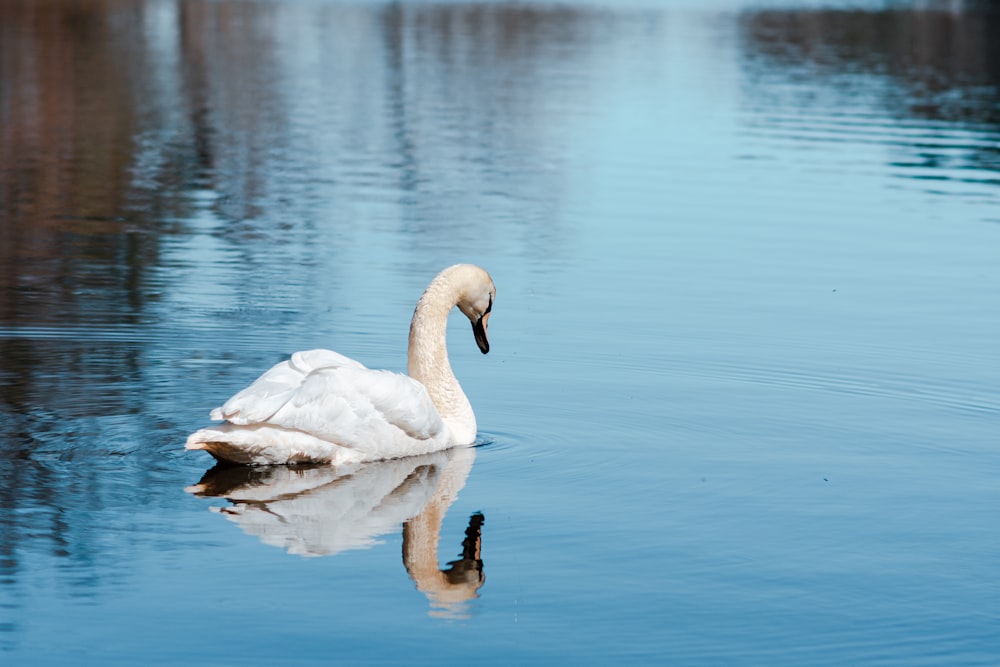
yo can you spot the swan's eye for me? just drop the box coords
[484,294,493,316]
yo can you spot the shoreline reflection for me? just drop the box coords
[186,446,484,618]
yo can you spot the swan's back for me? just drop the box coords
[187,349,450,465]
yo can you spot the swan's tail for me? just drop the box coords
[185,432,261,465]
[185,424,355,466]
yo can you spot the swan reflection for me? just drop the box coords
[186,446,484,617]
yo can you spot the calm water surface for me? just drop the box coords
[1,0,999,664]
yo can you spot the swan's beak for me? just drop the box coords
[472,312,490,354]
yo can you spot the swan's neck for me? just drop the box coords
[408,281,476,444]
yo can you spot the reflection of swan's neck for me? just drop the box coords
[401,447,483,617]
[407,273,475,443]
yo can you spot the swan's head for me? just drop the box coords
[453,265,495,355]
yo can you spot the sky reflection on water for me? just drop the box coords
[1,1,999,664]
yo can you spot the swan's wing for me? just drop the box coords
[211,348,446,449]
[212,349,365,423]
[270,366,446,445]
[290,349,365,372]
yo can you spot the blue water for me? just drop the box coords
[1,1,999,664]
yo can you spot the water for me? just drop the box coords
[1,0,999,664]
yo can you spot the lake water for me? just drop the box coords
[1,0,999,664]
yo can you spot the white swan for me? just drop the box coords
[185,264,495,465]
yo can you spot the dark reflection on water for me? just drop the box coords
[743,4,1000,100]
[1,1,180,329]
[738,5,1000,194]
[0,0,998,663]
